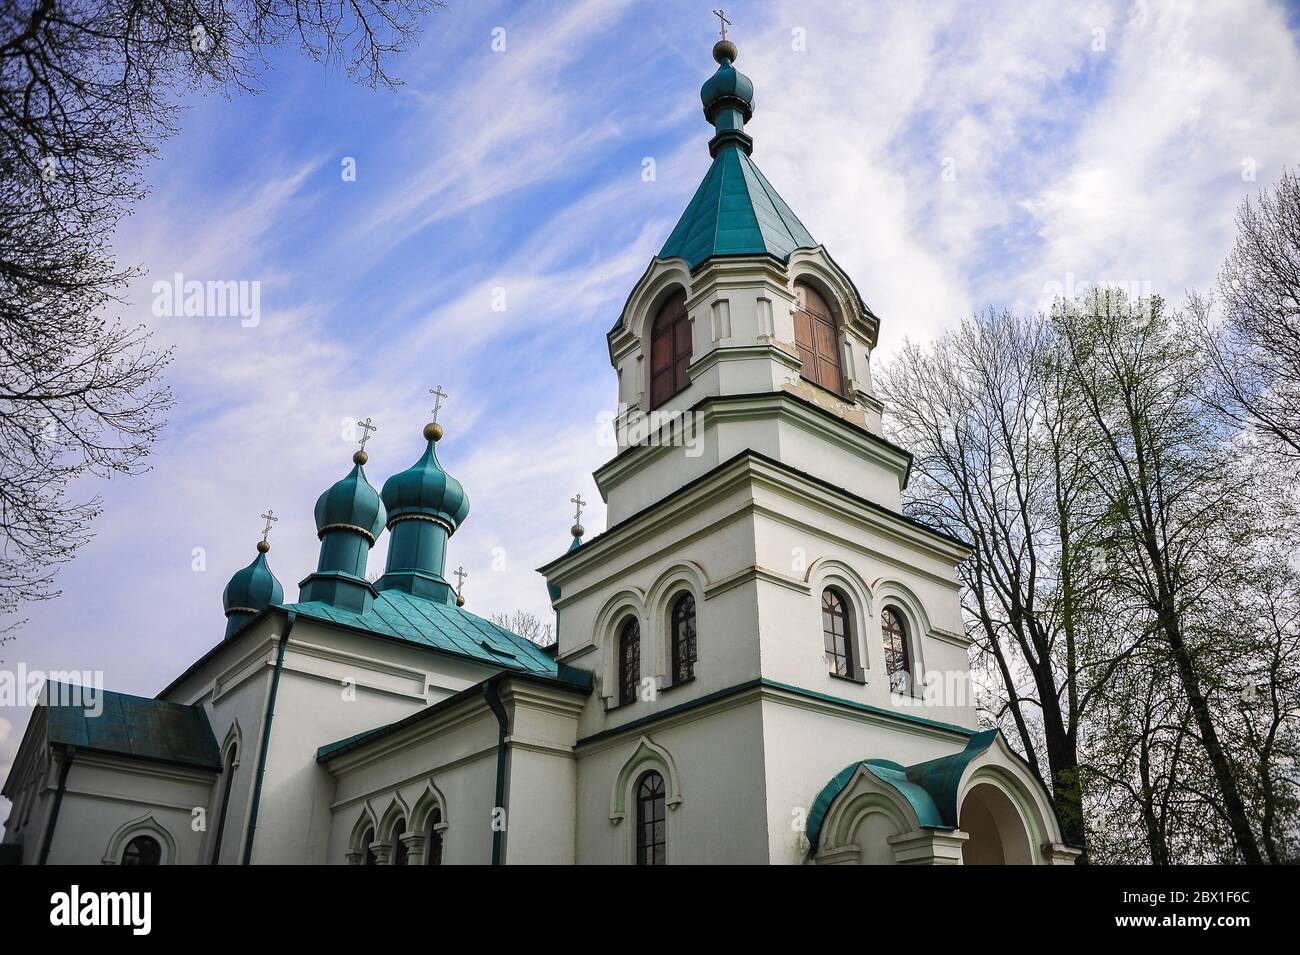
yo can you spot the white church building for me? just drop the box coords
[2,35,1079,866]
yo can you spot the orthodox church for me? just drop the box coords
[2,35,1079,865]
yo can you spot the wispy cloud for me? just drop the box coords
[4,0,1300,819]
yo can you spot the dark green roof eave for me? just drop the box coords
[43,681,222,771]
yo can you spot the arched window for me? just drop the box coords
[670,593,697,684]
[392,818,408,865]
[650,289,691,408]
[362,827,377,866]
[618,618,641,706]
[794,281,845,395]
[881,607,912,692]
[635,771,666,865]
[209,743,239,864]
[822,588,853,677]
[121,834,162,866]
[426,807,443,866]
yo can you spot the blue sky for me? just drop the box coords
[4,0,1300,811]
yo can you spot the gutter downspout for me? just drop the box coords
[242,611,294,865]
[483,677,510,866]
[37,744,74,865]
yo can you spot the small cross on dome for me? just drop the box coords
[257,508,277,552]
[712,8,730,41]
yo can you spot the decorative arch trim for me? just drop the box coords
[410,778,449,832]
[377,792,411,843]
[618,260,695,341]
[609,736,683,823]
[102,812,177,865]
[593,588,647,705]
[221,719,243,768]
[871,578,934,684]
[646,562,708,681]
[349,802,379,853]
[808,557,873,678]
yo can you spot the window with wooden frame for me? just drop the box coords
[794,281,846,395]
[822,588,854,677]
[670,593,697,685]
[635,770,667,865]
[618,618,641,706]
[649,289,691,408]
[881,607,913,693]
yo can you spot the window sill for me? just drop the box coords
[797,374,852,404]
[828,671,866,687]
[659,676,696,695]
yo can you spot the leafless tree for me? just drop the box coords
[879,309,1116,856]
[1201,167,1300,464]
[0,1,437,631]
[490,610,556,649]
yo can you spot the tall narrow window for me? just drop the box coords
[362,827,377,866]
[650,289,691,408]
[210,744,238,864]
[822,588,853,677]
[427,808,443,866]
[670,593,697,684]
[794,282,845,395]
[392,818,408,865]
[881,607,912,693]
[635,771,666,865]
[618,618,641,706]
[121,835,162,866]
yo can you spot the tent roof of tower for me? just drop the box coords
[276,589,559,677]
[658,146,817,270]
[42,681,222,771]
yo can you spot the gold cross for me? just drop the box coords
[429,385,448,425]
[712,8,730,41]
[356,416,377,451]
[259,509,278,543]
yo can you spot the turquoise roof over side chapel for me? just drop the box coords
[658,37,817,270]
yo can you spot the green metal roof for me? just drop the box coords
[805,730,999,850]
[278,588,558,677]
[43,682,222,771]
[658,145,816,270]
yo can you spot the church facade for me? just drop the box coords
[2,37,1078,866]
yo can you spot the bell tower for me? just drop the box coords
[541,28,975,864]
[598,35,898,526]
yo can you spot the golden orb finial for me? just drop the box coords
[352,449,368,465]
[423,421,443,442]
[571,523,584,539]
[455,593,465,607]
[257,539,270,554]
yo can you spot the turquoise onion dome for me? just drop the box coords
[314,459,387,543]
[380,423,470,532]
[223,540,284,639]
[299,446,385,613]
[700,39,754,156]
[375,421,468,603]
